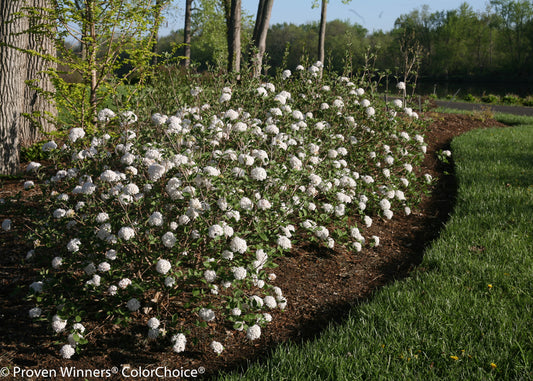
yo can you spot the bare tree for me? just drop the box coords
[0,0,28,174]
[251,0,274,77]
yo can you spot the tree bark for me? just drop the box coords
[74,0,87,61]
[79,0,98,125]
[151,0,164,66]
[21,0,57,146]
[0,0,28,174]
[182,0,192,67]
[318,0,327,65]
[226,0,241,73]
[251,0,274,77]
[252,0,265,44]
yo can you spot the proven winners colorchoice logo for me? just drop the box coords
[3,365,205,378]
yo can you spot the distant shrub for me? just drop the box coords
[481,94,499,104]
[502,94,520,104]
[463,94,477,102]
[521,96,533,107]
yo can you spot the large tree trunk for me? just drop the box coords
[0,0,28,174]
[318,0,327,65]
[251,0,274,77]
[182,0,192,67]
[226,0,241,73]
[21,0,57,146]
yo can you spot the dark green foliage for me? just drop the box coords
[20,142,48,162]
[481,94,500,104]
[502,93,521,104]
[463,94,477,102]
[521,95,533,106]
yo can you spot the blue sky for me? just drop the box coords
[262,0,491,32]
[164,1,492,35]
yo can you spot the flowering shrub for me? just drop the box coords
[22,62,430,358]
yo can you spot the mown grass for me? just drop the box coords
[434,106,533,126]
[431,94,533,108]
[217,121,533,380]
[493,113,533,126]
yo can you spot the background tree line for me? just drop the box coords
[157,0,533,81]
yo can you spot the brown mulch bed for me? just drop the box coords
[0,112,506,380]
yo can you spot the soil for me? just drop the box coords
[0,111,507,380]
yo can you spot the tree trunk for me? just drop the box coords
[226,0,241,73]
[252,0,265,44]
[251,0,274,77]
[151,0,164,66]
[74,0,87,61]
[85,0,98,124]
[21,0,57,147]
[182,0,192,67]
[318,0,327,65]
[0,0,27,174]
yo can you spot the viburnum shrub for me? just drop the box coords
[23,62,431,358]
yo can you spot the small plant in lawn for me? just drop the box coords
[19,62,431,358]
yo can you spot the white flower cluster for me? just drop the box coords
[172,333,187,353]
[23,64,430,359]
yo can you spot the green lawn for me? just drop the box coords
[434,106,533,127]
[217,119,533,380]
